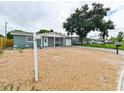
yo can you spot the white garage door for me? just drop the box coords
[66,39,71,46]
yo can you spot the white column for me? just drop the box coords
[54,36,55,47]
[63,38,65,46]
[33,32,39,81]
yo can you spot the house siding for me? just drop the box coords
[13,35,70,48]
[13,35,41,48]
[13,35,33,48]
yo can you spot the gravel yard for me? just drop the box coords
[0,47,124,91]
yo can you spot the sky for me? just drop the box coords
[0,0,124,39]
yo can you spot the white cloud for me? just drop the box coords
[0,0,124,39]
[0,1,83,35]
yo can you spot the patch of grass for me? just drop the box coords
[31,85,35,91]
[31,85,39,91]
[0,83,21,91]
[16,85,20,91]
[9,83,14,91]
[3,85,7,91]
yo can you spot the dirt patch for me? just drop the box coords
[0,47,124,90]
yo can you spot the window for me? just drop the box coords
[55,38,60,42]
[27,36,33,42]
[55,38,61,46]
[45,38,47,42]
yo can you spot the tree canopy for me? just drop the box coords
[98,20,115,43]
[7,32,13,39]
[63,4,95,44]
[63,3,115,44]
[37,29,54,34]
[0,34,4,38]
[7,30,25,39]
[116,31,124,42]
[109,36,117,43]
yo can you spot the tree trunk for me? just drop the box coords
[71,35,72,45]
[81,39,83,44]
[79,37,83,45]
[103,36,105,45]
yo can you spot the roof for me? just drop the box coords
[11,31,68,38]
[38,32,67,38]
[10,31,33,36]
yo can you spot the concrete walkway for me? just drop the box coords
[74,46,124,91]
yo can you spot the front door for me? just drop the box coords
[44,37,48,47]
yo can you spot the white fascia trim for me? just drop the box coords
[11,33,33,36]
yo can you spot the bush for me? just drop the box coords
[0,82,21,91]
[18,49,23,53]
[0,49,3,54]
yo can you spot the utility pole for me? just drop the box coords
[5,22,7,37]
[4,22,8,48]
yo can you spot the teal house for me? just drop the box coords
[11,31,72,48]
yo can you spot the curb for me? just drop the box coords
[117,65,124,91]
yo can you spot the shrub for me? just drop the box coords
[16,85,20,91]
[0,49,3,55]
[31,85,35,91]
[18,49,23,53]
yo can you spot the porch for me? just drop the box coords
[39,36,66,48]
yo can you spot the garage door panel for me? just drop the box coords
[66,39,71,46]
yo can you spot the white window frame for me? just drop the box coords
[27,36,33,42]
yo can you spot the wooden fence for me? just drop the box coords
[0,38,13,49]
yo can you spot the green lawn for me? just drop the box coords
[79,44,124,50]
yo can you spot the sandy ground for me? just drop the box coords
[0,47,124,91]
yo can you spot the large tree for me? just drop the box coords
[90,3,115,43]
[63,3,114,44]
[63,4,95,44]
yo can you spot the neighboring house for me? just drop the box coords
[72,37,81,45]
[72,37,112,44]
[11,31,72,48]
[72,37,99,44]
